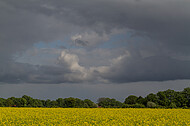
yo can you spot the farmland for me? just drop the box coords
[0,108,190,125]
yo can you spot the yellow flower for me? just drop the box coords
[0,107,190,125]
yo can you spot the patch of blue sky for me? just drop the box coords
[33,32,147,50]
[99,33,130,48]
[16,48,60,66]
[34,37,71,49]
[100,32,149,49]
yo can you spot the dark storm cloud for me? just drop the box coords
[74,39,89,47]
[0,0,190,84]
[101,55,190,83]
[3,0,190,52]
[38,0,190,48]
[0,60,95,84]
[0,62,72,84]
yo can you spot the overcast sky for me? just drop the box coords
[0,0,190,101]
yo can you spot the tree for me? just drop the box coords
[17,98,27,107]
[163,89,176,106]
[182,87,190,107]
[0,98,5,107]
[97,97,123,108]
[157,91,168,106]
[173,92,186,107]
[84,103,89,108]
[6,98,14,107]
[22,95,34,107]
[56,98,66,107]
[146,93,158,104]
[75,98,84,108]
[124,95,138,104]
[64,97,76,108]
[49,100,58,108]
[97,98,107,104]
[136,96,147,105]
[84,99,95,108]
[45,99,51,107]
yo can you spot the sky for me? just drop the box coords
[0,0,190,102]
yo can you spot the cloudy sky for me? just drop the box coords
[0,0,190,102]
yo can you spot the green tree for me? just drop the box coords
[49,100,58,108]
[64,97,76,108]
[6,98,14,107]
[84,99,95,108]
[173,92,186,107]
[97,97,123,108]
[136,96,147,105]
[124,95,138,104]
[163,89,176,106]
[56,98,66,107]
[0,98,5,107]
[182,87,190,107]
[45,99,51,107]
[75,98,84,108]
[146,93,158,104]
[84,103,89,108]
[157,91,168,106]
[22,95,34,107]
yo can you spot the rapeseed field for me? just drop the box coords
[0,108,190,125]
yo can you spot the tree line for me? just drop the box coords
[0,87,189,108]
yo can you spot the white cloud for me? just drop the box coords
[70,29,126,47]
[59,50,84,72]
[58,50,91,82]
[71,34,82,41]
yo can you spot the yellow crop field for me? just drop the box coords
[0,108,190,126]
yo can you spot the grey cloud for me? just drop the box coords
[0,0,190,84]
[6,0,190,53]
[74,39,89,47]
[2,0,190,52]
[100,55,190,83]
[0,61,79,84]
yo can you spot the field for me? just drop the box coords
[0,108,190,125]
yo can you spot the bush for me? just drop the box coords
[92,103,98,108]
[147,101,157,108]
[133,103,145,108]
[155,105,166,109]
[122,104,145,108]
[169,102,177,109]
[182,106,188,109]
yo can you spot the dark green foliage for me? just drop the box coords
[124,95,138,104]
[182,87,190,107]
[84,103,89,108]
[146,93,158,104]
[6,98,14,107]
[45,99,51,107]
[97,97,123,108]
[64,97,76,108]
[169,102,177,108]
[84,99,97,108]
[122,103,145,108]
[56,98,66,107]
[49,100,58,108]
[0,98,5,107]
[136,96,147,105]
[0,87,189,108]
